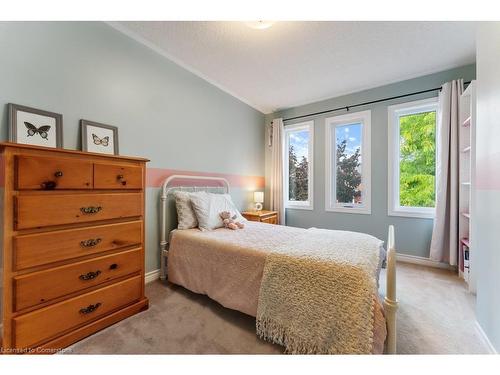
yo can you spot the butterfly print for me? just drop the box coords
[24,122,51,140]
[92,133,110,147]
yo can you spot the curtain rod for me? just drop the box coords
[280,81,471,123]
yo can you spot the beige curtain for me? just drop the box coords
[269,118,285,225]
[430,79,464,265]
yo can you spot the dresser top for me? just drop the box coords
[0,142,150,162]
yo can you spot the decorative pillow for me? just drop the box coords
[173,191,198,230]
[189,192,247,231]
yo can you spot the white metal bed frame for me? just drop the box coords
[159,174,230,281]
[158,174,398,354]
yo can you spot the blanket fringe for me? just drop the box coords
[256,316,369,354]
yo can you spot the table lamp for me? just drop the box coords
[254,191,264,211]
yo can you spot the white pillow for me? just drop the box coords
[189,192,246,231]
[173,191,199,229]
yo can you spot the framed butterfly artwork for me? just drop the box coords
[8,103,63,148]
[80,119,119,155]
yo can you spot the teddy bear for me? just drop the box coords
[219,211,245,230]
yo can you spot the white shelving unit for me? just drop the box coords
[458,80,476,293]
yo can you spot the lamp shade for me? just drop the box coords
[254,191,264,203]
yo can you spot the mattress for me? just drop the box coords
[167,221,387,354]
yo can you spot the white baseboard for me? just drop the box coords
[475,321,498,354]
[396,253,456,271]
[145,269,161,284]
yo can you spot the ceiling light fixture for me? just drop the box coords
[245,21,274,30]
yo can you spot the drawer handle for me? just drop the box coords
[80,238,102,247]
[54,171,63,178]
[40,180,57,190]
[79,270,102,281]
[79,303,101,315]
[80,206,102,214]
[117,174,127,186]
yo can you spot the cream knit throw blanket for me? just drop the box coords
[256,228,383,354]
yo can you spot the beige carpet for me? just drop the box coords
[67,262,489,354]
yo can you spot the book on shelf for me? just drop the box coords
[464,248,470,268]
[461,245,470,282]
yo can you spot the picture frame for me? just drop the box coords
[8,103,63,148]
[80,119,119,155]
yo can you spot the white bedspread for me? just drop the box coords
[167,222,387,353]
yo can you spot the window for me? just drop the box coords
[325,110,371,214]
[388,97,437,218]
[284,121,314,209]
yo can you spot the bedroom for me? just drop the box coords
[0,0,499,372]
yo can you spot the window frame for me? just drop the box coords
[284,120,314,210]
[325,110,372,215]
[387,97,438,219]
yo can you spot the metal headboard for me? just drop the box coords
[159,174,230,280]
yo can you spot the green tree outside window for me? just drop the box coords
[336,139,362,204]
[399,111,436,207]
[288,145,309,201]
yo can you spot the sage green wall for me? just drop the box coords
[265,64,476,258]
[0,22,265,272]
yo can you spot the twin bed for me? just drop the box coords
[159,175,398,354]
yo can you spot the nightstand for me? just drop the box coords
[242,210,278,224]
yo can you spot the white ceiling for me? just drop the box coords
[113,21,477,114]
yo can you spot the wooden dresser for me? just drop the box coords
[0,142,149,353]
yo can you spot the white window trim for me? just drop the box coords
[284,120,314,210]
[325,110,371,215]
[388,97,438,219]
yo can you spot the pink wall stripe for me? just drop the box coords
[0,161,264,190]
[146,167,265,189]
[476,153,500,190]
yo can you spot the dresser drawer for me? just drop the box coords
[14,248,142,311]
[14,221,142,270]
[16,156,93,190]
[13,275,142,349]
[15,193,143,229]
[94,163,143,189]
